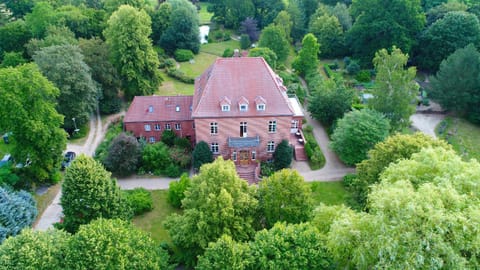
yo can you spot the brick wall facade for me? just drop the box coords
[124,120,195,144]
[194,116,293,165]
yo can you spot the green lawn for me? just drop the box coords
[198,2,213,25]
[0,140,13,157]
[200,40,241,56]
[179,52,218,77]
[437,116,480,161]
[310,181,349,206]
[133,190,181,243]
[156,71,195,96]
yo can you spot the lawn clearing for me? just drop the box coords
[0,139,14,157]
[133,190,181,243]
[179,52,218,77]
[198,2,213,25]
[436,116,480,161]
[201,40,241,56]
[310,181,349,206]
[156,71,195,96]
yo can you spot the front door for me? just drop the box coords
[239,150,249,166]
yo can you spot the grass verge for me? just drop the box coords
[133,190,182,243]
[33,183,62,225]
[156,71,195,96]
[68,123,90,144]
[198,2,213,25]
[436,116,480,161]
[310,181,349,206]
[201,40,241,56]
[179,52,218,77]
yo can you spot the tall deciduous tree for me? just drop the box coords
[258,169,313,228]
[102,0,147,14]
[249,47,277,69]
[326,147,480,269]
[417,11,480,71]
[273,11,293,42]
[0,64,67,182]
[0,20,31,56]
[353,132,451,208]
[224,0,255,29]
[239,17,260,42]
[309,13,344,57]
[369,47,418,131]
[347,0,425,65]
[253,0,285,28]
[197,235,251,270]
[33,45,98,132]
[308,79,355,127]
[330,109,390,166]
[287,0,306,42]
[258,24,290,62]
[249,222,333,269]
[4,0,35,18]
[164,158,258,266]
[429,44,480,123]
[61,155,131,233]
[292,33,319,76]
[0,229,69,270]
[149,2,171,45]
[159,0,200,53]
[65,219,169,270]
[79,38,122,114]
[24,1,58,38]
[104,5,161,100]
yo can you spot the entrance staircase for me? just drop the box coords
[236,164,259,184]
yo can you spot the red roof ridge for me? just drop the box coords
[193,60,217,116]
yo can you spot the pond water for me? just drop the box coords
[199,25,210,44]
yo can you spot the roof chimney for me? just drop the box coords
[233,49,240,57]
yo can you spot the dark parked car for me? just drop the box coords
[61,151,76,170]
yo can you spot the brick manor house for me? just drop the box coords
[124,57,307,182]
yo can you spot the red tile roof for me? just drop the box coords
[124,95,193,123]
[192,57,295,118]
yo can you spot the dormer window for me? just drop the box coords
[175,105,180,112]
[148,105,154,113]
[239,104,248,111]
[255,96,266,111]
[220,96,231,112]
[238,96,249,112]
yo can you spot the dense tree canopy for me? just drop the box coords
[308,79,355,127]
[248,47,277,69]
[369,47,418,131]
[331,109,390,165]
[0,64,67,182]
[159,0,200,54]
[65,219,169,270]
[347,0,425,65]
[0,20,31,57]
[353,133,451,208]
[197,234,251,270]
[292,33,319,76]
[258,24,290,62]
[165,158,258,266]
[309,13,344,57]
[104,5,161,100]
[0,229,69,270]
[33,44,98,132]
[61,155,131,233]
[429,44,480,123]
[325,147,480,269]
[258,169,313,228]
[417,11,480,71]
[192,141,214,170]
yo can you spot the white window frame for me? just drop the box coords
[148,106,154,113]
[268,120,277,133]
[291,120,299,129]
[232,150,237,161]
[149,136,155,143]
[210,122,218,135]
[267,141,275,152]
[165,123,171,130]
[239,104,248,111]
[175,105,180,112]
[211,142,219,154]
[144,124,151,131]
[154,124,161,131]
[222,105,230,111]
[175,123,181,130]
[257,104,265,111]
